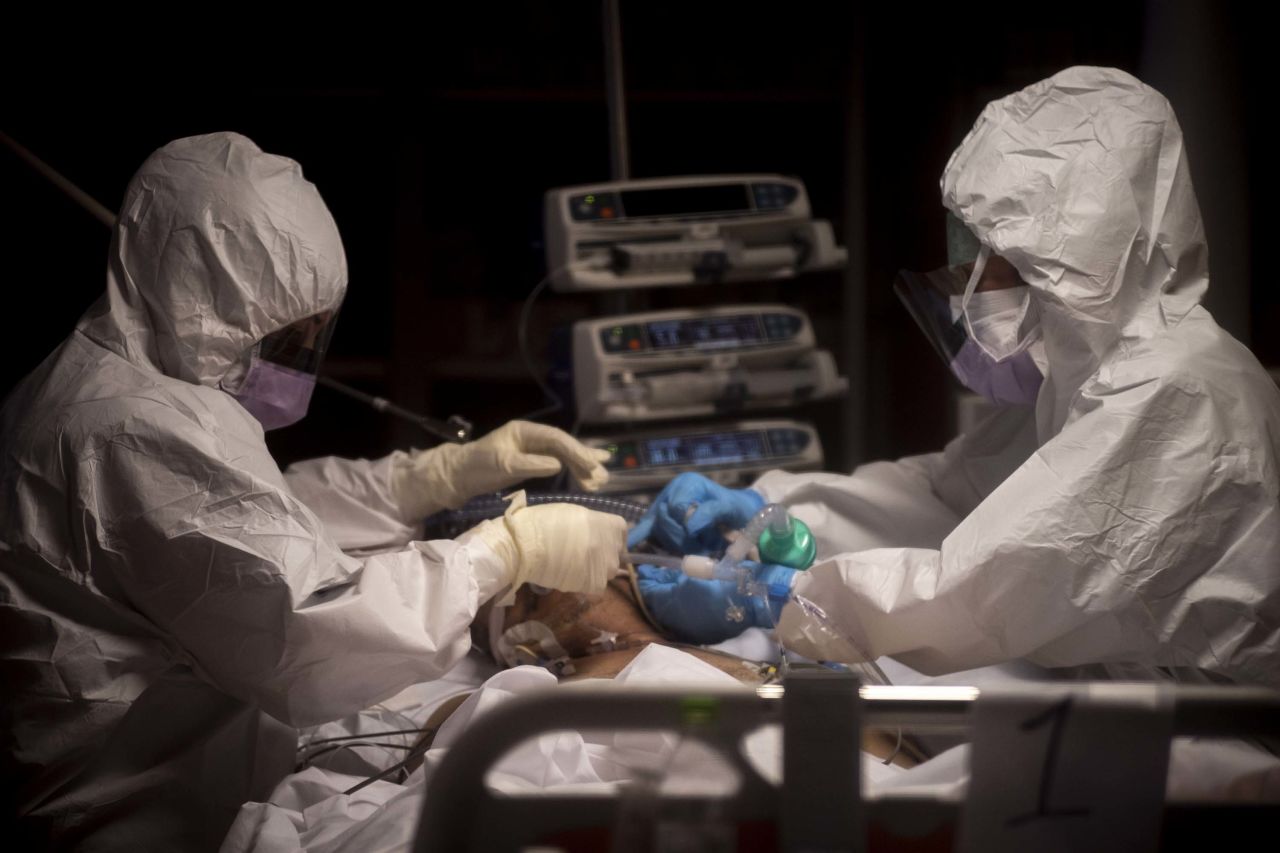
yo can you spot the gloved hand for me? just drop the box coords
[627,472,766,555]
[635,560,797,645]
[462,491,627,605]
[391,420,611,520]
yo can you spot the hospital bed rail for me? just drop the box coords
[414,673,1280,852]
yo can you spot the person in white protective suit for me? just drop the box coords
[0,132,627,850]
[631,66,1280,688]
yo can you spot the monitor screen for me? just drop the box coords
[619,184,752,218]
[642,431,768,467]
[645,314,762,351]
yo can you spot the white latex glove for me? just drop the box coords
[460,491,627,605]
[390,420,611,520]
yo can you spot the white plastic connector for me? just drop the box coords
[680,555,717,579]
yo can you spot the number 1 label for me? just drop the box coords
[958,683,1174,853]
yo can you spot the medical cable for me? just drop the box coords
[513,258,611,424]
[296,741,419,773]
[440,491,647,523]
[298,728,429,750]
[342,739,436,795]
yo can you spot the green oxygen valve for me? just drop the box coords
[756,515,816,570]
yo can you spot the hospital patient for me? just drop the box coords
[472,563,770,683]
[464,559,925,767]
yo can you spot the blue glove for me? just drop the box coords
[627,473,766,556]
[636,561,797,645]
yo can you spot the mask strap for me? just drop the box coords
[959,245,990,340]
[959,247,1041,362]
[962,245,988,322]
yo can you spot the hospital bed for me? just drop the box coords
[414,672,1280,852]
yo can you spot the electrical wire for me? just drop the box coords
[297,728,429,750]
[342,738,436,796]
[296,741,418,773]
[512,268,563,423]
[511,258,609,424]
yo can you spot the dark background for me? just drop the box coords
[1,1,1264,475]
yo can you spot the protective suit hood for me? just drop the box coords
[78,132,348,387]
[940,66,1209,433]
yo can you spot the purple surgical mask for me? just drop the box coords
[232,358,317,430]
[226,309,339,430]
[948,337,1043,406]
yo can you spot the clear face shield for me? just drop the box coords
[229,308,340,430]
[893,262,974,366]
[892,215,1043,406]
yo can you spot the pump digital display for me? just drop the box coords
[645,315,762,351]
[618,184,752,218]
[641,431,768,467]
[602,427,812,472]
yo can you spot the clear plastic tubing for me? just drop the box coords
[623,551,717,576]
[725,503,792,565]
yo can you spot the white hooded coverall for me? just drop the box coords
[770,67,1280,688]
[0,133,511,849]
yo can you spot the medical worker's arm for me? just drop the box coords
[388,420,610,517]
[647,406,1034,561]
[283,420,610,552]
[776,381,1258,676]
[97,406,618,728]
[755,406,1038,555]
[284,453,419,551]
